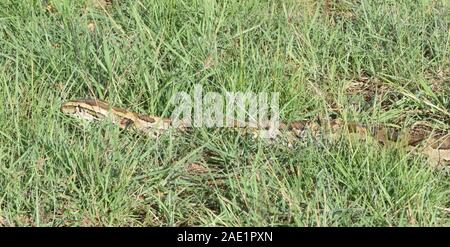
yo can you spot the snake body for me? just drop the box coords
[61,98,450,165]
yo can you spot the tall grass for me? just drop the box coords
[0,0,448,226]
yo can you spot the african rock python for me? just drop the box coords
[61,98,450,166]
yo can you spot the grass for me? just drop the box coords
[0,0,448,226]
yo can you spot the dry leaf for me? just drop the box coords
[203,54,214,70]
[90,0,112,9]
[44,4,56,13]
[36,157,48,171]
[0,216,7,226]
[421,147,450,167]
[87,22,96,32]
[186,163,209,174]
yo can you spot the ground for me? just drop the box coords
[0,0,448,226]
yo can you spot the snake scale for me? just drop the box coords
[61,98,450,166]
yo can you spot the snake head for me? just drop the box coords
[60,98,110,121]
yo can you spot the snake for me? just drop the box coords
[60,98,450,165]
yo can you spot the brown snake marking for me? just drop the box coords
[60,98,450,164]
